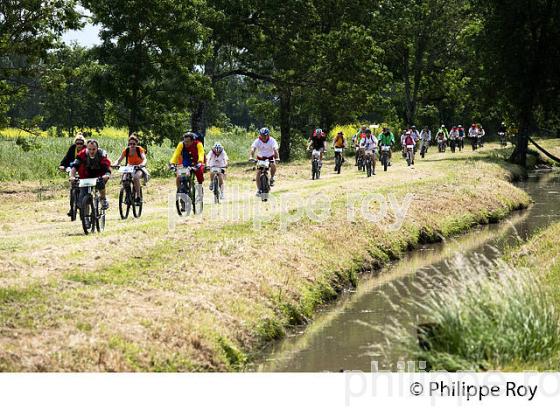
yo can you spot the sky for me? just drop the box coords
[62,23,101,47]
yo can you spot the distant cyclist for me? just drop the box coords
[308,128,327,162]
[169,131,205,201]
[113,133,148,205]
[352,125,368,165]
[70,139,112,210]
[207,142,229,200]
[457,125,465,150]
[249,127,280,196]
[359,129,378,174]
[332,131,347,165]
[419,126,431,156]
[377,127,395,166]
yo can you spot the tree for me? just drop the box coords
[41,44,105,135]
[83,0,211,141]
[476,0,560,166]
[0,0,80,127]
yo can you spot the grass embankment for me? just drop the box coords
[0,142,531,371]
[395,220,560,371]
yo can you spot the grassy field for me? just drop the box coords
[0,141,536,371]
[0,126,267,181]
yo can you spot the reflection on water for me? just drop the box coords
[256,171,560,372]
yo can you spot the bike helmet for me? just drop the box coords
[458,124,463,128]
[258,127,270,141]
[365,129,371,134]
[411,125,416,129]
[471,123,476,127]
[183,131,197,140]
[314,128,323,137]
[212,143,223,155]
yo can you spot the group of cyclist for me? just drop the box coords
[60,120,504,219]
[60,127,281,218]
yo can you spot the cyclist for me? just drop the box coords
[498,122,507,145]
[377,127,395,165]
[332,130,347,167]
[437,124,449,146]
[308,128,327,162]
[403,131,416,166]
[477,124,486,147]
[457,125,465,150]
[419,126,431,154]
[352,125,368,165]
[448,127,459,152]
[60,134,86,216]
[70,139,112,210]
[59,133,86,171]
[169,131,205,202]
[113,133,148,205]
[249,127,279,196]
[207,142,229,199]
[468,123,478,150]
[359,129,378,174]
[410,125,421,150]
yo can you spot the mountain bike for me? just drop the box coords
[171,165,203,216]
[405,144,415,167]
[334,147,344,174]
[250,158,273,202]
[379,145,391,171]
[311,149,322,180]
[449,138,457,153]
[78,177,106,235]
[115,165,144,219]
[63,167,80,221]
[499,132,507,147]
[364,150,375,177]
[210,166,226,204]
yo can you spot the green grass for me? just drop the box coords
[390,221,560,371]
[0,126,267,181]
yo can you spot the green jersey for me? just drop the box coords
[377,132,395,146]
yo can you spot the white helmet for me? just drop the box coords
[212,143,223,154]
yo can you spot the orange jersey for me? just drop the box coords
[122,146,145,165]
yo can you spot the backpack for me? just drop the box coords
[125,146,142,165]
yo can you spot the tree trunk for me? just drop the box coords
[279,88,292,161]
[403,47,413,126]
[509,111,531,167]
[190,99,209,137]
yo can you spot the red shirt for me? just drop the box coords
[74,149,112,178]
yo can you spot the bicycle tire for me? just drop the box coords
[81,194,95,235]
[132,185,143,218]
[119,185,130,219]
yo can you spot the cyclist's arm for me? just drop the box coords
[196,142,204,164]
[139,152,147,167]
[273,148,280,161]
[169,143,182,165]
[114,151,125,166]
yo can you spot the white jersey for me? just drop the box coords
[251,137,278,158]
[207,150,229,168]
[468,127,478,138]
[360,135,378,151]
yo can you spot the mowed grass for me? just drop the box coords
[0,143,533,371]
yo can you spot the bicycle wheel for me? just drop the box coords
[260,174,269,202]
[213,174,220,204]
[119,186,131,219]
[192,177,203,215]
[311,161,316,180]
[81,194,95,235]
[70,188,79,221]
[176,179,188,216]
[383,154,388,172]
[95,197,106,232]
[132,185,143,218]
[407,152,411,166]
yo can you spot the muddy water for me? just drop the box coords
[256,171,560,372]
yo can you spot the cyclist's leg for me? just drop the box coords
[133,170,142,198]
[176,175,181,190]
[256,169,262,191]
